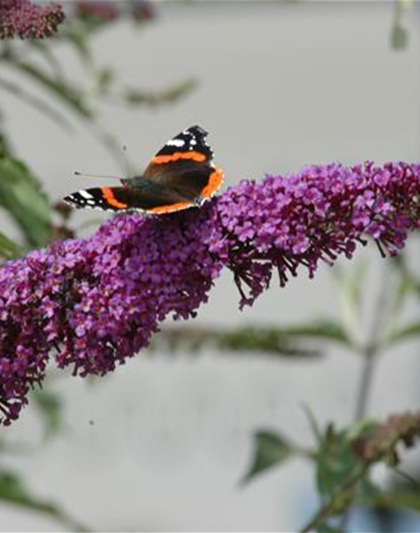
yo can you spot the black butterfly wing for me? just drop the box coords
[142,125,223,201]
[63,185,196,213]
[150,125,214,164]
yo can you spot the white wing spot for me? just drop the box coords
[167,139,185,147]
[79,190,93,199]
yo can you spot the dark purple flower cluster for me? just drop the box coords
[0,0,64,39]
[1,161,420,425]
[73,0,155,24]
[74,1,120,22]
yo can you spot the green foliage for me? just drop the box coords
[0,157,53,248]
[0,468,87,532]
[31,388,64,440]
[153,319,352,360]
[0,230,23,260]
[242,430,296,483]
[316,421,375,498]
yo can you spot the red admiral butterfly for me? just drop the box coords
[63,125,224,214]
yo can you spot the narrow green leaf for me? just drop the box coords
[5,58,92,118]
[123,78,196,108]
[301,403,323,444]
[64,28,93,66]
[0,76,72,131]
[0,230,23,260]
[0,469,88,532]
[391,24,408,50]
[0,157,53,247]
[316,425,367,496]
[96,68,114,95]
[388,321,420,345]
[242,430,294,483]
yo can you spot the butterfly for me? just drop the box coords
[63,125,224,214]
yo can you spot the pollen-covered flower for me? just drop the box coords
[0,0,64,39]
[1,161,420,425]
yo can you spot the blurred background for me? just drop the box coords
[1,1,420,531]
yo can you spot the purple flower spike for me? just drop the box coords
[0,0,64,40]
[1,161,420,425]
[74,1,120,23]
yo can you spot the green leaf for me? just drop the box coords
[316,423,372,496]
[280,319,350,345]
[358,481,420,515]
[0,469,88,531]
[5,57,92,119]
[301,404,323,444]
[154,320,350,360]
[391,23,408,50]
[387,321,420,345]
[96,68,114,95]
[0,76,72,132]
[242,430,295,483]
[123,78,196,108]
[0,230,23,260]
[0,157,53,247]
[31,388,63,439]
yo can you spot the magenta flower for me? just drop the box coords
[0,0,64,39]
[1,161,420,425]
[74,1,120,23]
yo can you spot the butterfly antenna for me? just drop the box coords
[73,171,122,180]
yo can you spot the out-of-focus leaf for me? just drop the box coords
[316,421,375,496]
[0,469,88,532]
[123,78,196,107]
[301,404,322,444]
[391,24,408,50]
[96,68,114,95]
[359,483,420,515]
[153,325,322,358]
[31,388,63,439]
[242,430,295,483]
[5,58,92,118]
[0,158,53,247]
[0,230,23,260]
[154,320,350,360]
[64,28,93,65]
[280,319,350,344]
[387,321,420,345]
[0,76,72,131]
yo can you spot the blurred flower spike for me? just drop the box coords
[1,161,420,425]
[74,1,121,23]
[0,0,64,39]
[73,0,156,24]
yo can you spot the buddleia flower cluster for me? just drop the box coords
[0,0,64,39]
[1,161,420,425]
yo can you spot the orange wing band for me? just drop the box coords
[200,168,224,199]
[102,187,128,209]
[151,151,207,164]
[149,201,194,214]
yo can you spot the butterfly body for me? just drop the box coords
[64,126,223,214]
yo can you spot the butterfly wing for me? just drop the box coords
[64,125,223,215]
[63,185,196,213]
[142,125,223,201]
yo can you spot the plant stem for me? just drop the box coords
[339,262,395,532]
[302,262,396,533]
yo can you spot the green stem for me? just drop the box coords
[340,263,396,531]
